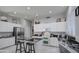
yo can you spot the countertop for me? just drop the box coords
[59,42,78,53]
[35,39,60,53]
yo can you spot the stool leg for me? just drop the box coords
[33,44,35,53]
[20,43,22,53]
[26,44,27,52]
[16,45,17,53]
[30,45,32,53]
[26,43,29,53]
[25,43,35,53]
[28,45,31,53]
[16,44,18,53]
[23,43,26,53]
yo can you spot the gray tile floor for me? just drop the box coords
[35,40,60,53]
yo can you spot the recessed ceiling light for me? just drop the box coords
[14,11,16,14]
[27,7,31,10]
[49,10,52,14]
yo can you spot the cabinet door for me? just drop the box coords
[0,21,13,32]
[0,37,15,49]
[49,22,66,32]
[0,21,21,32]
[0,45,16,53]
[34,22,66,32]
[34,24,45,32]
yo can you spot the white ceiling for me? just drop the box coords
[0,6,68,20]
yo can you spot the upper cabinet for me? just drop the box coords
[34,22,66,32]
[0,21,21,32]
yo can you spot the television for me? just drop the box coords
[75,6,79,16]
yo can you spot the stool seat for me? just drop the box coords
[26,42,34,45]
[16,40,26,53]
[26,41,35,53]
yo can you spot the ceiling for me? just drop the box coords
[0,6,68,20]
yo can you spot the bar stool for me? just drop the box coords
[26,39,35,53]
[16,40,26,53]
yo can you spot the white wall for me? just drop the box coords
[67,6,79,42]
[75,16,79,42]
[20,19,32,40]
[38,15,66,23]
[0,16,21,24]
[0,37,15,49]
[66,6,76,36]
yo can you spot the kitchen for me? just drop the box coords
[0,6,79,53]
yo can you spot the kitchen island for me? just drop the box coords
[33,36,78,53]
[34,37,60,53]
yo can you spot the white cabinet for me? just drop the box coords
[0,21,21,32]
[34,24,45,32]
[34,22,66,32]
[0,45,16,53]
[49,22,66,32]
[0,37,15,49]
[49,37,59,47]
[0,22,13,32]
[0,37,16,53]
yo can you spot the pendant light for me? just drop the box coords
[34,14,40,24]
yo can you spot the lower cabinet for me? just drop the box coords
[0,37,15,49]
[0,45,16,53]
[59,44,70,53]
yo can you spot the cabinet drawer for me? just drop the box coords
[0,37,15,49]
[0,45,16,53]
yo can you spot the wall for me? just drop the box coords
[75,16,79,42]
[20,19,32,40]
[38,15,66,23]
[66,6,79,42]
[0,14,32,40]
[34,14,66,35]
[0,15,21,24]
[66,6,76,36]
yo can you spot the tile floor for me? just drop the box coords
[35,40,60,53]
